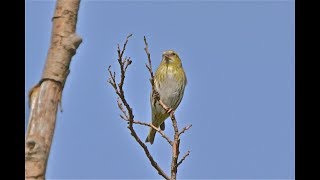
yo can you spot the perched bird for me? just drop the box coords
[145,50,187,144]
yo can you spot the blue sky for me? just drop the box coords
[25,0,295,179]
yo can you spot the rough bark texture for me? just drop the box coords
[170,114,180,179]
[25,0,82,179]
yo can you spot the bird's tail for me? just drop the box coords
[145,128,156,144]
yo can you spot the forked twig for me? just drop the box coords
[177,151,191,167]
[108,34,170,180]
[143,36,191,179]
[179,124,193,136]
[108,35,191,180]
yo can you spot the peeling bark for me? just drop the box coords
[25,0,82,179]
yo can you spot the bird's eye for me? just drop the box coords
[172,53,176,56]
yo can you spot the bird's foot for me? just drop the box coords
[166,108,174,115]
[153,90,160,101]
[152,90,160,106]
[153,92,175,116]
[158,99,173,114]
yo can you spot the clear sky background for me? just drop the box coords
[25,0,295,179]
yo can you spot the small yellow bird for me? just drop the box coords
[145,50,187,144]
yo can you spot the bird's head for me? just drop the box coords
[162,50,182,67]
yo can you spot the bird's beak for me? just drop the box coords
[163,54,170,63]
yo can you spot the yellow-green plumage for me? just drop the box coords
[145,50,187,144]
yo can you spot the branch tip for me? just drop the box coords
[107,35,191,180]
[179,124,193,136]
[177,150,190,167]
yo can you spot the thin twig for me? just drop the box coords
[126,124,170,179]
[144,36,159,106]
[108,34,170,180]
[117,98,128,119]
[177,151,190,167]
[144,36,154,83]
[150,124,173,146]
[179,124,192,136]
[109,35,191,180]
[123,119,173,146]
[143,36,191,179]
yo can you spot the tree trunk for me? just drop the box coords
[25,0,82,179]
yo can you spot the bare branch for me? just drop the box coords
[177,151,190,167]
[179,124,193,136]
[107,34,170,180]
[119,114,127,121]
[109,35,191,180]
[143,36,191,179]
[149,123,173,146]
[127,125,170,180]
[159,99,170,111]
[117,98,128,120]
[124,57,132,72]
[107,65,117,91]
[170,113,180,179]
[121,34,132,58]
[144,36,156,97]
[122,119,173,146]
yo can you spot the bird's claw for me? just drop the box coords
[152,90,161,106]
[153,90,174,115]
[166,108,174,114]
[153,90,160,101]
